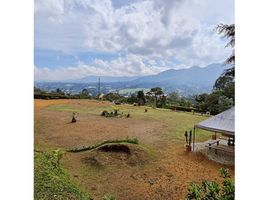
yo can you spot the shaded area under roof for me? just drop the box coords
[195,107,235,136]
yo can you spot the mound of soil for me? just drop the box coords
[80,144,151,167]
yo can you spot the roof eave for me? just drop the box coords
[194,124,235,136]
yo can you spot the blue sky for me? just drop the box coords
[34,0,234,81]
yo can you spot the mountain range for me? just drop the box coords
[73,75,141,83]
[73,63,227,87]
[132,63,227,86]
[35,63,228,96]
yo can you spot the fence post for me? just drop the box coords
[189,130,192,147]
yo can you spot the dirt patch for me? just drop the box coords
[34,99,73,109]
[62,145,233,200]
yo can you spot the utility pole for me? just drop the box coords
[97,77,100,96]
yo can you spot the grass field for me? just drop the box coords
[34,99,234,200]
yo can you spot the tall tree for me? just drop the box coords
[214,24,235,100]
[146,87,164,107]
[167,92,180,105]
[137,90,146,105]
[81,89,89,96]
[55,88,65,95]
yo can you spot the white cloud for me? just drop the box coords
[35,0,234,80]
[34,54,174,81]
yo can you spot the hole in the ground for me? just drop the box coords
[97,144,131,154]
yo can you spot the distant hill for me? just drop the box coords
[132,63,227,86]
[35,63,228,96]
[73,63,226,85]
[73,75,141,83]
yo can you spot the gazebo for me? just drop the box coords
[192,107,235,153]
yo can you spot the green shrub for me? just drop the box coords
[185,168,234,200]
[167,105,197,112]
[111,106,119,116]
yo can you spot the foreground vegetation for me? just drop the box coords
[186,168,234,200]
[34,150,91,200]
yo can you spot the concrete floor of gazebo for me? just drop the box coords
[192,139,234,166]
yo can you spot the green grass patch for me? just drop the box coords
[34,150,91,200]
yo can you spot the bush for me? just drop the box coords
[34,93,71,99]
[185,168,234,200]
[104,93,122,102]
[167,105,198,112]
[101,106,122,117]
[34,87,91,100]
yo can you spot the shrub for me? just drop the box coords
[185,168,234,200]
[101,106,130,118]
[111,106,119,116]
[167,105,197,112]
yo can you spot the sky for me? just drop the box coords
[34,0,234,81]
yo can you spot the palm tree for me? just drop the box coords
[216,24,235,65]
[214,24,235,99]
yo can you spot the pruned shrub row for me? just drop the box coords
[167,105,197,112]
[34,94,82,99]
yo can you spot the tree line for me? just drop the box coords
[34,85,226,114]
